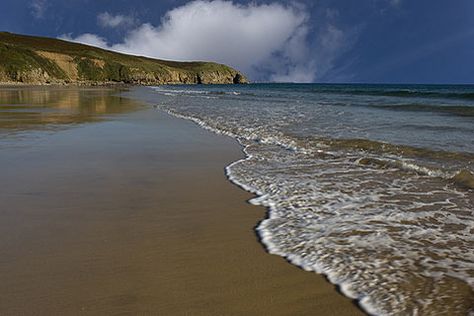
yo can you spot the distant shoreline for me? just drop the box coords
[0,81,247,87]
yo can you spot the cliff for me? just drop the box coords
[0,32,248,85]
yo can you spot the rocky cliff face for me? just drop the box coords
[0,32,249,85]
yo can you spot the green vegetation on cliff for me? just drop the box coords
[0,32,248,85]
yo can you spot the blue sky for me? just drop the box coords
[1,0,473,83]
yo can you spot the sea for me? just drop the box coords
[149,83,474,315]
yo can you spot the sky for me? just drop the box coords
[1,0,473,83]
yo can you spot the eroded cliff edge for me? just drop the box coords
[0,32,248,85]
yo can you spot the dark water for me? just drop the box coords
[151,83,474,315]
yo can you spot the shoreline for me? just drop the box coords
[158,97,369,315]
[0,86,363,315]
[0,82,249,89]
[150,83,474,315]
[129,86,367,315]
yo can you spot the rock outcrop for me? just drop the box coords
[0,32,249,85]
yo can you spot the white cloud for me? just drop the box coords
[98,12,135,28]
[60,33,108,48]
[61,0,351,82]
[30,0,48,19]
[314,23,361,81]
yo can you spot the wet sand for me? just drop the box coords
[0,86,363,315]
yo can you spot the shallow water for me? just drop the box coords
[0,86,139,134]
[151,83,474,315]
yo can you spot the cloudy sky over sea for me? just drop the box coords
[2,0,473,83]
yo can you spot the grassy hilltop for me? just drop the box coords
[0,32,248,85]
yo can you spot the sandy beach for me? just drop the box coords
[0,86,363,315]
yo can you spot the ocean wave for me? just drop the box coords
[151,86,243,97]
[313,87,474,101]
[151,85,474,315]
[366,103,474,117]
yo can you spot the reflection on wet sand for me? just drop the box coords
[0,86,140,132]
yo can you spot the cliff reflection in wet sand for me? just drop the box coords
[0,86,140,132]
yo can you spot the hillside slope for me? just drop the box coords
[0,32,248,85]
